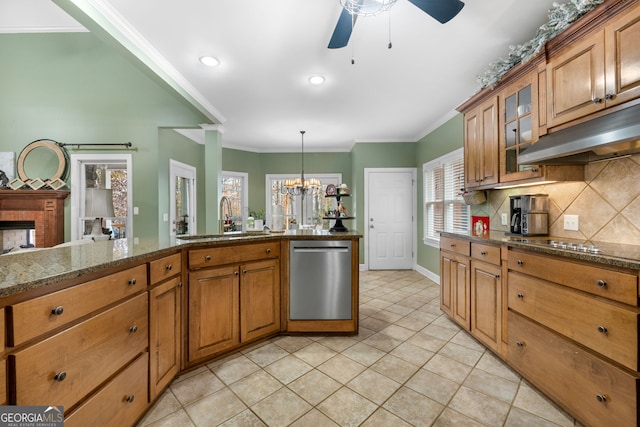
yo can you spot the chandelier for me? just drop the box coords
[340,0,398,16]
[281,131,322,197]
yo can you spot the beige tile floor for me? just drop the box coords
[137,270,581,427]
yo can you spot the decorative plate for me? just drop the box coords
[326,184,337,196]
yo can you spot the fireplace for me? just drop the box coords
[0,190,69,249]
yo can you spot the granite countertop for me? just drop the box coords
[441,231,640,270]
[0,230,362,299]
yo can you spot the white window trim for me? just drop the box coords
[170,159,197,237]
[70,154,133,241]
[422,147,467,249]
[222,170,248,228]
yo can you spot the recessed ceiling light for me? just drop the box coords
[309,75,325,85]
[199,56,220,67]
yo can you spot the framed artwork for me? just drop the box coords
[0,152,15,189]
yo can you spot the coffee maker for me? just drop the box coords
[509,194,549,236]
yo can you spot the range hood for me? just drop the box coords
[519,104,640,165]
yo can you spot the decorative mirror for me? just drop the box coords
[16,139,69,189]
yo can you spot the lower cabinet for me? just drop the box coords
[188,256,280,363]
[64,353,149,427]
[470,259,502,353]
[149,276,182,400]
[440,237,471,329]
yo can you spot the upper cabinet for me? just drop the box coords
[464,96,499,189]
[547,0,640,128]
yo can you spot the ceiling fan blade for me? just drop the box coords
[328,7,358,49]
[407,0,465,24]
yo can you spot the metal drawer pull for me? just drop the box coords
[128,278,137,286]
[480,251,487,255]
[596,280,607,288]
[53,371,67,382]
[596,394,607,403]
[234,271,239,276]
[266,248,271,254]
[597,326,608,334]
[450,243,456,247]
[516,341,525,347]
[51,306,64,316]
[166,264,173,271]
[129,325,138,333]
[517,260,524,266]
[243,270,247,275]
[205,255,211,262]
[517,293,524,299]
[125,395,135,403]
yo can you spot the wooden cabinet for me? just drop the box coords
[187,241,281,364]
[149,252,182,400]
[506,248,640,426]
[470,243,502,354]
[464,96,499,189]
[440,237,471,329]
[548,1,640,128]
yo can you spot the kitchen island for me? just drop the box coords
[0,230,361,426]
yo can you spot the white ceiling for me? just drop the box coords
[2,0,559,152]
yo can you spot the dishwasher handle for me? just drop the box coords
[293,247,350,253]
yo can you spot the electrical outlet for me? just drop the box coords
[501,213,508,226]
[564,214,579,231]
[133,206,139,215]
[163,213,169,222]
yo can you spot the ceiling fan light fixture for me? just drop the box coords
[308,75,326,85]
[199,56,220,67]
[340,0,397,16]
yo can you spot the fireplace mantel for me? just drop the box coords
[0,190,70,248]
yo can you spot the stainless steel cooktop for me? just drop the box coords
[508,237,640,263]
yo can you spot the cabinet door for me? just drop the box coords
[440,254,454,317]
[605,1,640,107]
[499,72,543,183]
[149,277,181,399]
[471,260,501,353]
[188,266,239,362]
[452,256,471,330]
[240,259,281,342]
[464,97,498,188]
[547,30,606,128]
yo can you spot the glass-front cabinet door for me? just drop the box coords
[499,72,542,183]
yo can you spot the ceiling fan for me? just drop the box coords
[328,0,465,49]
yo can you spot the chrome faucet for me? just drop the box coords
[219,196,233,234]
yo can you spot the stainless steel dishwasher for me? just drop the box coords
[289,240,352,320]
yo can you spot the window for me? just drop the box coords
[265,174,341,230]
[221,171,248,231]
[423,148,469,247]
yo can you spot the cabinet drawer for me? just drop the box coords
[11,293,148,410]
[508,312,638,427]
[508,272,638,370]
[471,242,500,265]
[440,237,470,257]
[64,352,148,427]
[8,264,147,346]
[508,250,638,306]
[189,241,280,269]
[149,252,182,284]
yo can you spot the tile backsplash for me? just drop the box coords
[475,154,640,244]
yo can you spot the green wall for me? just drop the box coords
[0,33,209,240]
[415,114,464,274]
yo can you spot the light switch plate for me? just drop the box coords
[501,213,508,226]
[564,214,579,231]
[163,213,169,221]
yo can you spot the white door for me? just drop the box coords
[170,160,197,237]
[366,169,415,270]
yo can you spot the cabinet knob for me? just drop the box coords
[128,278,137,286]
[531,168,538,173]
[129,325,138,333]
[480,251,487,255]
[51,306,64,316]
[166,264,173,271]
[596,279,607,288]
[517,293,524,299]
[178,281,183,288]
[604,93,615,100]
[205,255,211,262]
[516,341,525,347]
[596,394,607,403]
[53,371,67,382]
[593,97,602,104]
[597,325,608,334]
[266,248,271,254]
[234,271,239,276]
[450,244,456,248]
[125,395,135,403]
[242,269,247,275]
